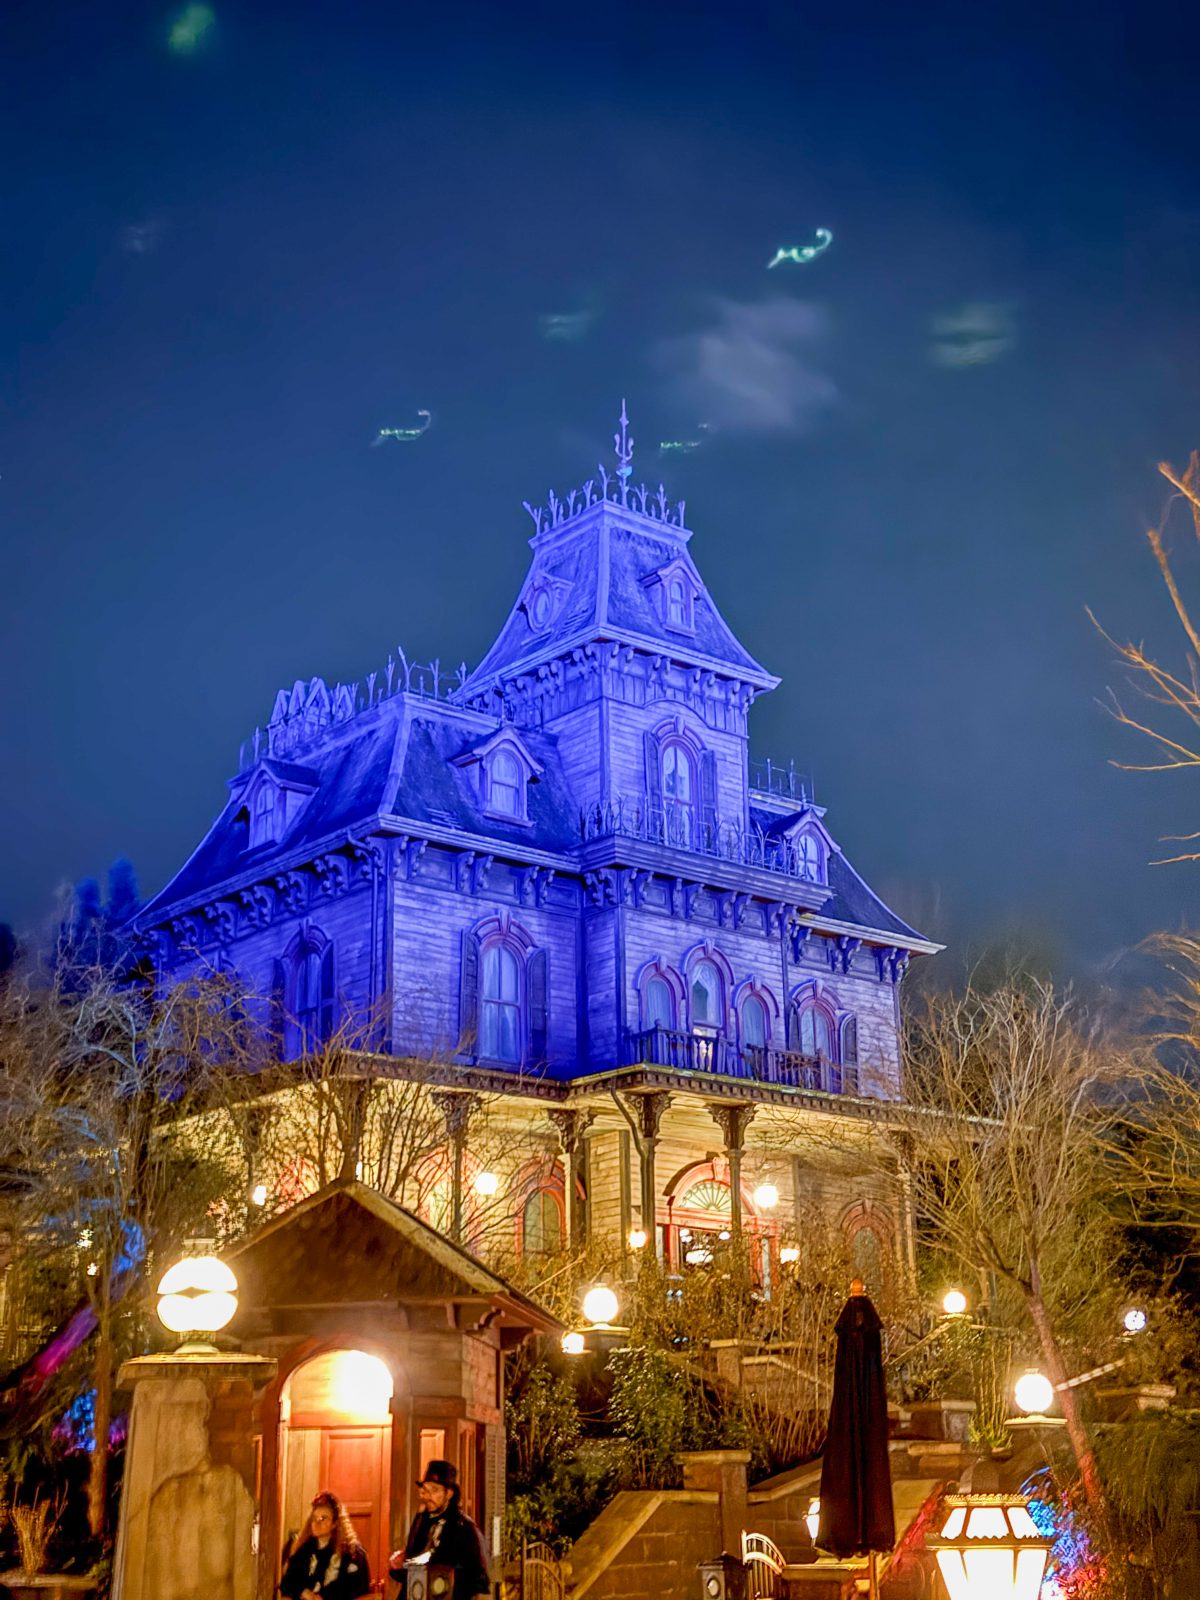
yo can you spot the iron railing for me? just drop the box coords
[578,797,824,883]
[746,758,812,805]
[623,1025,844,1093]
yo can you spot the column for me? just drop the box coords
[707,1102,756,1238]
[549,1108,595,1248]
[618,1091,671,1248]
[432,1090,482,1244]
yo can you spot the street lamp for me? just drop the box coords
[157,1256,238,1351]
[628,1228,648,1250]
[474,1170,500,1197]
[1013,1369,1055,1417]
[582,1284,619,1328]
[942,1289,968,1318]
[928,1494,1051,1600]
[752,1183,779,1210]
[1123,1307,1147,1336]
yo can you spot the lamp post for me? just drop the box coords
[928,1494,1052,1600]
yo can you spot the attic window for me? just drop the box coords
[250,783,279,848]
[489,749,524,818]
[667,576,688,628]
[796,831,826,884]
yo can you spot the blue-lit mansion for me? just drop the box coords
[140,408,937,1282]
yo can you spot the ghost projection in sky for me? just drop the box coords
[768,230,833,269]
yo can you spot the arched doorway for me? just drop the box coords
[663,1163,776,1278]
[279,1349,395,1585]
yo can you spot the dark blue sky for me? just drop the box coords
[3,0,1199,968]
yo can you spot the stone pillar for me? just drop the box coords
[549,1108,595,1248]
[680,1450,750,1560]
[707,1103,756,1238]
[619,1091,670,1250]
[432,1090,481,1244]
[113,1351,276,1600]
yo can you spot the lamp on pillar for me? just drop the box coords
[927,1494,1051,1600]
[706,1102,757,1237]
[156,1256,238,1353]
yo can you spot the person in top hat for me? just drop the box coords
[388,1460,490,1598]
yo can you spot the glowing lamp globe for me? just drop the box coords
[1014,1370,1055,1416]
[929,1494,1051,1600]
[474,1170,500,1197]
[628,1228,648,1250]
[752,1183,779,1210]
[779,1245,800,1265]
[942,1289,968,1318]
[251,1183,268,1207]
[561,1331,586,1356]
[157,1256,238,1339]
[1123,1307,1147,1335]
[582,1285,619,1327]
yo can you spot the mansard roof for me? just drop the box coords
[462,494,779,699]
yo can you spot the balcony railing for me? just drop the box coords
[578,797,824,884]
[623,1025,845,1094]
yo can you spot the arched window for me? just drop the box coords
[691,960,721,1031]
[662,744,693,845]
[481,943,521,1062]
[797,1004,834,1059]
[644,976,674,1031]
[522,1189,564,1255]
[295,942,334,1051]
[741,995,769,1050]
[667,576,688,627]
[489,749,523,818]
[255,783,276,828]
[841,1016,858,1066]
[796,833,822,881]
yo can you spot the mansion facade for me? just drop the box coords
[139,407,938,1289]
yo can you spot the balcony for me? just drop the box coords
[578,797,825,884]
[623,1025,848,1094]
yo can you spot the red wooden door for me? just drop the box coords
[320,1425,389,1585]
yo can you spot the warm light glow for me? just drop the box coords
[942,1288,968,1317]
[779,1245,800,1265]
[932,1497,1052,1600]
[752,1183,779,1210]
[582,1285,619,1327]
[1123,1307,1147,1335]
[251,1183,268,1207]
[329,1350,393,1417]
[157,1256,238,1336]
[86,1262,98,1277]
[1014,1370,1054,1415]
[561,1331,585,1356]
[718,1229,731,1241]
[685,1247,714,1266]
[474,1170,500,1197]
[628,1228,648,1250]
[806,1498,820,1542]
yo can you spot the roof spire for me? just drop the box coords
[614,399,634,504]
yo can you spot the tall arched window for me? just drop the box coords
[522,1189,564,1254]
[691,960,721,1031]
[644,976,674,1031]
[852,1225,884,1298]
[796,1004,834,1059]
[841,1016,858,1066]
[667,576,688,627]
[489,749,523,818]
[742,995,769,1050]
[295,943,334,1051]
[662,744,693,845]
[481,943,521,1062]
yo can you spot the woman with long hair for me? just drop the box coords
[279,1489,372,1600]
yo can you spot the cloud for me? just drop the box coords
[121,221,162,255]
[928,302,1016,368]
[655,296,836,435]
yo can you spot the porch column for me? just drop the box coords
[549,1108,595,1248]
[618,1091,671,1250]
[707,1102,757,1239]
[432,1090,481,1244]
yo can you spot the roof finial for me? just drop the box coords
[614,399,634,505]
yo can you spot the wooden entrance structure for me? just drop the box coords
[224,1179,561,1600]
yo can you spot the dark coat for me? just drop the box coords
[279,1534,372,1600]
[389,1500,490,1597]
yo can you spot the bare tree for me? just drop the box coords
[1094,451,1200,861]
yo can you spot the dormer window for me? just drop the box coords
[253,783,278,846]
[489,749,524,818]
[797,832,823,882]
[641,559,699,635]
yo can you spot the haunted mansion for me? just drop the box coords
[134,408,937,1553]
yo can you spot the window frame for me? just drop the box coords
[479,939,524,1064]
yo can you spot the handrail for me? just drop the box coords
[578,797,825,884]
[623,1025,839,1093]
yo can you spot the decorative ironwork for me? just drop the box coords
[520,401,688,536]
[520,1541,567,1600]
[747,757,813,804]
[623,1026,833,1092]
[579,796,824,882]
[742,1531,786,1599]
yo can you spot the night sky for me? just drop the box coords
[3,0,1199,971]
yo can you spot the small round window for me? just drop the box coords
[530,589,551,628]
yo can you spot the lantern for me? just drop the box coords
[157,1256,238,1347]
[928,1494,1051,1600]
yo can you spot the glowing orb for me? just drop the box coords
[582,1285,619,1327]
[1123,1307,1147,1335]
[943,1289,968,1317]
[752,1183,779,1210]
[474,1171,500,1197]
[1014,1370,1054,1416]
[157,1255,237,1335]
[561,1331,585,1356]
